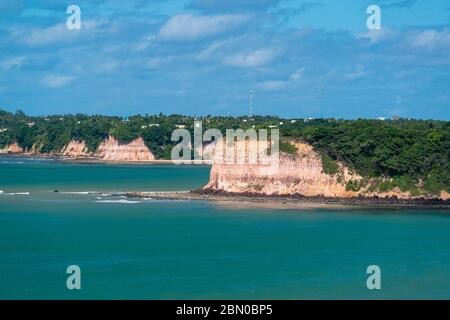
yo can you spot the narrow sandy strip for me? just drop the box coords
[125,191,450,210]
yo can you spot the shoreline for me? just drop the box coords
[2,153,449,208]
[126,190,450,209]
[0,153,212,165]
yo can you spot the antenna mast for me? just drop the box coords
[249,90,255,117]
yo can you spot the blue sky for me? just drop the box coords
[0,0,449,119]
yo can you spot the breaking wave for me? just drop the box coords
[95,199,141,204]
[0,192,31,195]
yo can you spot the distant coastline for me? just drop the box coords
[1,111,449,202]
[0,153,212,166]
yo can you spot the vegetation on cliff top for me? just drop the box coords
[287,120,450,195]
[1,109,449,195]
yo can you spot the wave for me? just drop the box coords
[60,191,91,195]
[60,192,114,196]
[95,199,141,204]
[0,192,31,195]
[1,161,25,164]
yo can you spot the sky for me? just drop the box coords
[0,0,449,119]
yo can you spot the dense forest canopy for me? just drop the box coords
[1,108,449,195]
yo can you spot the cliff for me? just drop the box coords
[203,141,447,200]
[96,136,155,161]
[204,141,360,198]
[61,140,90,157]
[2,136,156,162]
[0,143,24,153]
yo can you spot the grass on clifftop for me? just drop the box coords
[320,153,340,175]
[279,140,298,156]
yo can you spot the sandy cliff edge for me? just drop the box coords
[4,136,157,162]
[96,136,155,161]
[202,141,448,200]
[0,143,24,153]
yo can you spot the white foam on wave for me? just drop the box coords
[60,192,114,196]
[2,192,31,195]
[61,191,91,195]
[95,199,141,204]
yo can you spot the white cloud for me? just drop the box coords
[290,68,305,81]
[41,75,75,88]
[16,23,72,46]
[0,56,27,71]
[223,48,277,68]
[197,40,229,60]
[147,56,175,68]
[14,20,106,46]
[133,35,157,52]
[257,80,288,91]
[158,14,250,41]
[356,27,397,45]
[357,28,450,51]
[407,29,450,49]
[97,60,120,73]
[257,67,305,91]
[343,65,367,81]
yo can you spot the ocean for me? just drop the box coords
[0,155,449,299]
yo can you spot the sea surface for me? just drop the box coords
[0,155,449,299]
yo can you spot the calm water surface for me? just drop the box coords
[0,155,449,299]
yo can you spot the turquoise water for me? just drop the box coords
[1,155,450,299]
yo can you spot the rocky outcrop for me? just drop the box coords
[203,141,448,200]
[0,143,24,153]
[203,141,360,197]
[61,140,90,157]
[96,136,155,161]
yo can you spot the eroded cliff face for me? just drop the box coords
[96,136,155,161]
[28,143,42,154]
[204,141,360,198]
[1,143,24,153]
[61,140,90,157]
[3,136,156,161]
[203,141,447,199]
[441,191,450,201]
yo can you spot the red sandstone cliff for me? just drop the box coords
[0,143,24,154]
[61,140,90,157]
[204,141,360,198]
[95,136,155,161]
[203,141,448,200]
[2,136,156,162]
